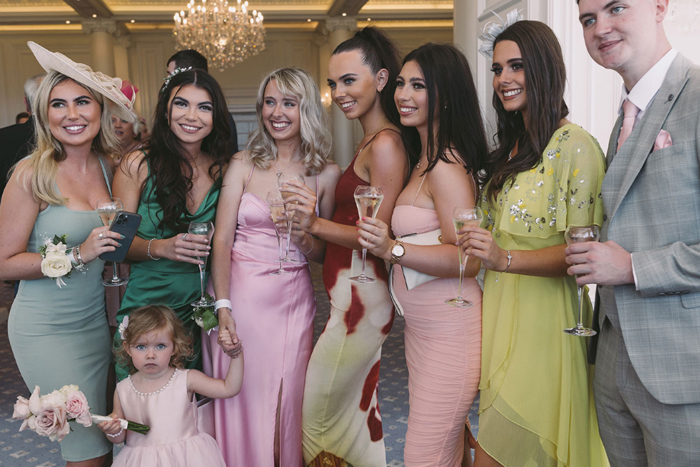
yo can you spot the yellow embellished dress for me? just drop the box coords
[477,124,609,466]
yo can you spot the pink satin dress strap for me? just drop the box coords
[391,172,482,467]
[113,369,226,467]
[202,163,317,466]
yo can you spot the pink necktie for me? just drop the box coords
[617,99,639,151]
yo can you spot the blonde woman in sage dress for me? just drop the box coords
[460,21,608,466]
[0,42,136,465]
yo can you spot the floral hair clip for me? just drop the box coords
[118,316,129,340]
[478,9,524,60]
[161,66,193,93]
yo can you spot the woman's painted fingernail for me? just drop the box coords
[120,234,126,239]
[117,242,123,247]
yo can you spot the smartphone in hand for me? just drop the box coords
[100,211,142,263]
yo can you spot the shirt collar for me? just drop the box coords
[620,49,678,114]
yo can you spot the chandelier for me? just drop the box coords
[173,0,265,71]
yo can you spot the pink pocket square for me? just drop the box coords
[653,129,673,151]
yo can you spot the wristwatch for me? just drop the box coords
[390,240,406,264]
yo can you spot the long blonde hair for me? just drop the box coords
[13,71,120,205]
[246,68,332,176]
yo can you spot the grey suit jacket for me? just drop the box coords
[598,54,700,404]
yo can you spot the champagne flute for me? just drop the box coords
[446,206,483,307]
[277,173,305,263]
[266,191,289,275]
[349,185,384,283]
[564,225,600,336]
[96,197,128,287]
[189,221,215,308]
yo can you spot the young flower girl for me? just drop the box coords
[99,305,243,466]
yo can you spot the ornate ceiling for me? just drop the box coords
[0,0,453,30]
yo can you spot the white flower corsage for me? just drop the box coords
[39,234,73,288]
[478,9,524,59]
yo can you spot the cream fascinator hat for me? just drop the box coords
[27,41,137,123]
[478,9,523,59]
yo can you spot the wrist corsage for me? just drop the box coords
[39,234,75,288]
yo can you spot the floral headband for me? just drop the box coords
[161,66,193,93]
[478,9,524,60]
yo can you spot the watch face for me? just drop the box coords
[392,243,404,256]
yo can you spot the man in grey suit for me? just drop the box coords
[568,0,700,465]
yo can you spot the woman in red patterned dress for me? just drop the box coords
[285,27,411,467]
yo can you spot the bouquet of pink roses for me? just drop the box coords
[12,385,149,442]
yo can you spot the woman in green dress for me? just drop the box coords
[113,68,230,380]
[460,20,609,466]
[0,42,135,465]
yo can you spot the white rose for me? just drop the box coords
[41,390,67,408]
[60,385,80,396]
[41,251,72,279]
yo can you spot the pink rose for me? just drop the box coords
[34,405,69,442]
[65,391,92,427]
[13,396,31,420]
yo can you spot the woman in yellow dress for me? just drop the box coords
[460,18,609,466]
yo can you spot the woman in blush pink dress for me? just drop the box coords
[358,44,488,466]
[205,67,341,466]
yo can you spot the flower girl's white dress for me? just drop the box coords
[113,369,225,466]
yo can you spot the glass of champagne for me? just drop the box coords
[96,197,128,287]
[446,206,483,307]
[564,225,600,337]
[189,221,215,308]
[349,185,384,283]
[266,191,288,276]
[277,173,305,262]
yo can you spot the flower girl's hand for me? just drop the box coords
[80,226,122,263]
[97,414,122,436]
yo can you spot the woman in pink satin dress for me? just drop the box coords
[358,44,488,466]
[205,68,341,466]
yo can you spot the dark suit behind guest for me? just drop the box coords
[0,116,35,198]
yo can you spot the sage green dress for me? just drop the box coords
[114,168,221,380]
[8,159,113,461]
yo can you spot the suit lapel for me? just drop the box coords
[605,55,691,220]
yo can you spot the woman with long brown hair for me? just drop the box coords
[460,18,608,466]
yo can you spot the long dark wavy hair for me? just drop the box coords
[141,69,229,231]
[481,20,569,201]
[402,43,487,179]
[333,27,420,164]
